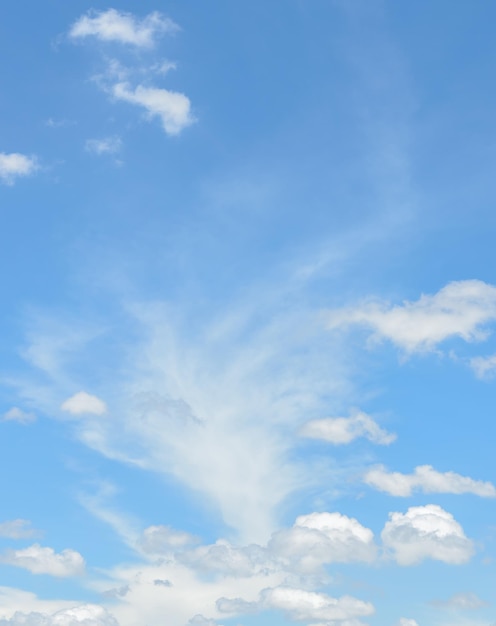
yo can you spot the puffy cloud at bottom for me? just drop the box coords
[0,605,118,626]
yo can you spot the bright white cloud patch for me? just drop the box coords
[260,586,375,623]
[397,619,419,626]
[85,137,122,155]
[300,411,396,445]
[381,505,474,565]
[112,82,194,135]
[0,605,119,626]
[0,153,38,185]
[60,391,107,416]
[1,407,36,425]
[269,512,376,571]
[364,464,496,497]
[69,9,177,48]
[1,544,85,577]
[327,280,496,353]
[0,520,38,539]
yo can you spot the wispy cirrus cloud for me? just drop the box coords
[0,520,39,540]
[364,465,496,498]
[69,9,178,48]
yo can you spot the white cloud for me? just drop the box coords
[178,541,271,578]
[269,512,376,572]
[1,407,36,425]
[0,520,38,539]
[85,137,122,156]
[470,354,496,379]
[0,153,38,185]
[60,392,107,416]
[69,9,177,48]
[186,617,219,626]
[381,505,474,565]
[397,620,419,626]
[139,525,198,554]
[260,586,374,623]
[111,82,194,135]
[0,605,119,626]
[327,280,496,353]
[1,544,85,577]
[300,411,396,445]
[364,465,496,497]
[430,592,487,610]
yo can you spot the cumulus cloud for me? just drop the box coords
[300,411,396,445]
[430,592,487,610]
[60,392,107,416]
[139,525,198,554]
[111,82,194,135]
[260,586,374,623]
[381,505,474,565]
[327,280,496,353]
[0,520,38,539]
[69,9,177,48]
[1,544,85,577]
[0,605,119,626]
[1,407,36,425]
[364,465,496,497]
[0,153,38,185]
[85,137,122,156]
[269,512,376,572]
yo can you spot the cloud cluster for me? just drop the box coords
[0,153,38,185]
[1,544,85,577]
[218,586,374,625]
[381,505,474,565]
[0,605,118,626]
[69,9,177,48]
[69,9,193,137]
[269,512,377,572]
[364,464,496,497]
[327,280,496,353]
[300,411,396,445]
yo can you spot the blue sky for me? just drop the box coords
[1,1,496,625]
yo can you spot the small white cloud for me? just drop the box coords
[60,392,107,416]
[397,619,419,626]
[260,586,375,623]
[1,544,85,577]
[300,411,396,445]
[111,82,194,135]
[69,9,178,48]
[270,512,377,572]
[2,407,36,425]
[327,280,496,353]
[364,465,496,497]
[381,505,474,566]
[139,525,198,554]
[430,592,487,610]
[85,136,122,155]
[0,153,38,185]
[0,520,38,539]
[470,353,496,379]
